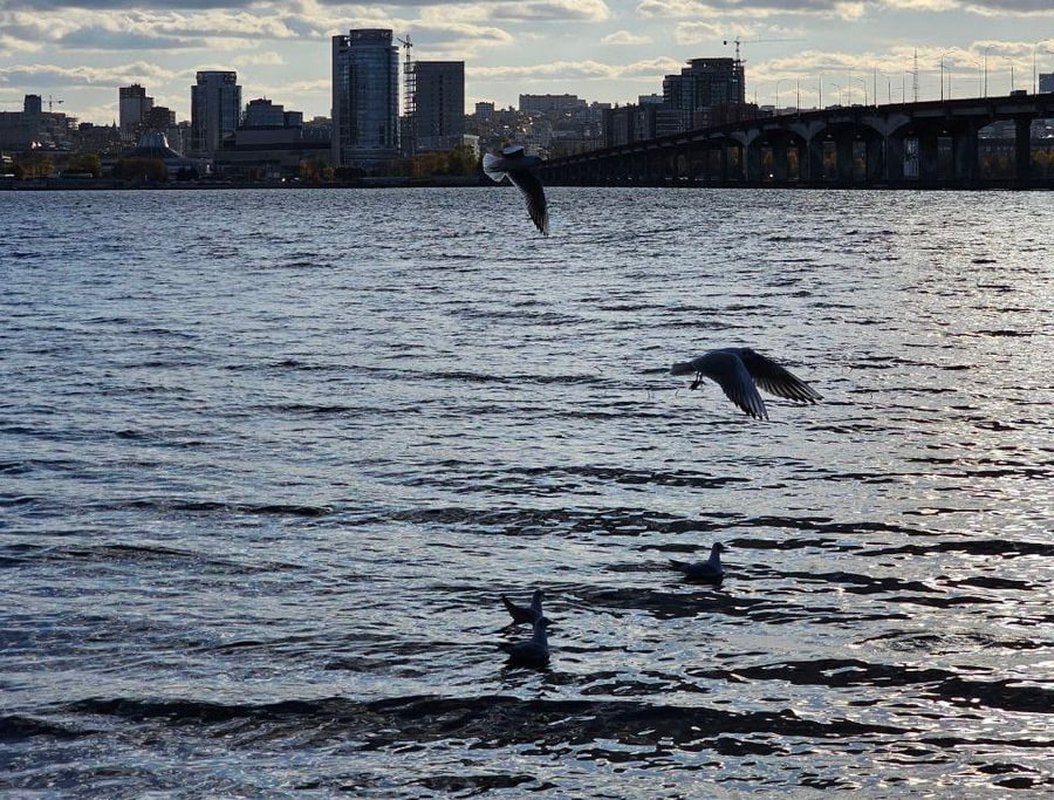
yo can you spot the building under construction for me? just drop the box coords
[410,61,465,154]
[663,58,746,130]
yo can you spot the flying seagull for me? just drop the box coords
[670,347,821,420]
[483,144,549,236]
[669,542,726,583]
[501,588,545,625]
[500,616,551,668]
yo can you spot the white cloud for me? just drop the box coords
[468,56,683,81]
[490,0,611,21]
[0,60,181,87]
[602,29,653,45]
[232,51,287,66]
[0,33,42,56]
[636,0,866,19]
[673,21,728,45]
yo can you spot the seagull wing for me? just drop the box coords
[736,349,822,403]
[708,352,768,420]
[507,168,549,236]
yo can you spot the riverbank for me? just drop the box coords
[0,174,488,191]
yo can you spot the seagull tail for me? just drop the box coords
[482,153,508,183]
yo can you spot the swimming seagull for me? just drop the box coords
[501,588,545,625]
[670,347,822,420]
[500,616,551,668]
[483,144,549,236]
[669,542,726,583]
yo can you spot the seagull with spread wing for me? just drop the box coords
[671,348,822,420]
[483,144,549,236]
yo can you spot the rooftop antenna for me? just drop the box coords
[396,34,415,156]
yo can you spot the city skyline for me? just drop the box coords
[1,0,1052,125]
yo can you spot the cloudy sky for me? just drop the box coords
[1,0,1052,124]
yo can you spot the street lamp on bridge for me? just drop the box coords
[939,51,954,101]
[774,79,792,111]
[854,76,869,106]
[828,81,843,106]
[983,45,993,97]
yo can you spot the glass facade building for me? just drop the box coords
[331,29,400,169]
[191,71,241,158]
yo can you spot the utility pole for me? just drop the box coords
[913,49,919,103]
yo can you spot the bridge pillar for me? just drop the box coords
[806,137,825,182]
[773,144,790,182]
[1015,117,1032,183]
[917,132,938,184]
[867,137,885,184]
[745,141,763,182]
[837,136,855,182]
[728,143,745,181]
[720,144,729,181]
[954,123,979,185]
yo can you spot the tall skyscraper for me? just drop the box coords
[412,61,465,153]
[331,29,400,169]
[119,84,154,136]
[191,71,241,158]
[663,58,745,130]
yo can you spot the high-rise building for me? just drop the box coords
[663,58,745,131]
[331,29,400,169]
[244,98,287,128]
[143,106,176,129]
[24,94,42,115]
[119,84,154,136]
[412,61,465,153]
[1040,73,1054,93]
[191,71,241,158]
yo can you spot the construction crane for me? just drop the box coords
[47,94,64,112]
[396,34,416,156]
[722,37,804,66]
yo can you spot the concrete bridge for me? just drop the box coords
[539,93,1054,189]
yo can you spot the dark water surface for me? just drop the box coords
[2,187,1052,797]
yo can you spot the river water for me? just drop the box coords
[1,187,1052,797]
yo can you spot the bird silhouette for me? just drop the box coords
[501,588,545,625]
[500,616,551,668]
[671,347,821,420]
[483,144,549,236]
[669,542,726,583]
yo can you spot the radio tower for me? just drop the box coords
[397,34,416,157]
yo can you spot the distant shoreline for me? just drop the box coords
[0,175,489,191]
[2,175,1050,191]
